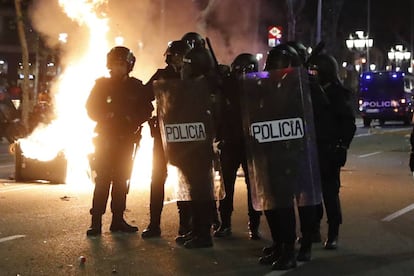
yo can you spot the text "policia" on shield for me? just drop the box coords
[165,123,207,142]
[251,118,304,143]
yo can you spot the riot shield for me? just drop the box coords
[240,67,322,211]
[154,77,224,201]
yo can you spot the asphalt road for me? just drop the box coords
[1,120,414,275]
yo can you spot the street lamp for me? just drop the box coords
[387,45,411,72]
[346,31,373,71]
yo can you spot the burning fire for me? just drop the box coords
[19,0,153,188]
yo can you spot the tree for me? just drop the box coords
[321,0,345,56]
[14,0,30,130]
[286,0,306,41]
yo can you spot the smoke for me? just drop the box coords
[28,0,273,81]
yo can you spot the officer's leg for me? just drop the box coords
[271,206,297,270]
[109,148,138,233]
[214,147,237,237]
[243,159,262,240]
[174,201,194,245]
[323,165,342,249]
[87,145,111,236]
[142,134,167,238]
[297,205,317,261]
[260,209,283,265]
[87,173,111,236]
[176,200,192,236]
[184,200,214,249]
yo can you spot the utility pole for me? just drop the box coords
[316,0,322,43]
[367,0,371,70]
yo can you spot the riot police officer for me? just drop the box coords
[284,41,321,262]
[181,32,206,50]
[256,44,303,270]
[214,53,262,240]
[86,46,153,236]
[307,53,356,249]
[171,44,219,249]
[141,40,191,239]
[180,31,222,232]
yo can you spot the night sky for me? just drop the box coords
[339,0,413,52]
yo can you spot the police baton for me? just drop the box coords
[205,37,219,69]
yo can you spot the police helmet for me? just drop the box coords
[231,53,258,76]
[165,40,192,57]
[181,47,214,79]
[181,32,205,49]
[107,46,136,73]
[307,54,339,84]
[286,41,308,65]
[264,44,301,71]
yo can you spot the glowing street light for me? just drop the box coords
[346,31,373,51]
[388,45,411,71]
[346,31,373,72]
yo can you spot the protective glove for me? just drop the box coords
[335,146,347,167]
[409,152,414,172]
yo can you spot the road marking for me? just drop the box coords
[0,185,35,193]
[0,235,26,243]
[0,164,14,169]
[381,203,414,222]
[354,133,371,137]
[358,151,382,158]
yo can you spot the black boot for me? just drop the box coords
[86,215,102,236]
[141,224,161,239]
[271,243,297,270]
[262,244,277,256]
[142,206,161,238]
[214,212,231,238]
[110,213,138,233]
[175,231,193,245]
[177,201,192,236]
[259,243,282,265]
[297,234,312,262]
[184,201,213,249]
[324,224,339,250]
[211,201,221,231]
[248,215,261,240]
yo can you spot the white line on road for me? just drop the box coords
[0,164,14,169]
[354,133,372,137]
[0,185,35,193]
[381,203,414,222]
[0,235,26,243]
[358,151,382,158]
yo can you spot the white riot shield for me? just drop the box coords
[154,77,224,201]
[240,67,322,211]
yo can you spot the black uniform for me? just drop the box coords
[311,78,355,248]
[142,65,192,237]
[174,45,219,249]
[214,73,262,239]
[86,76,153,233]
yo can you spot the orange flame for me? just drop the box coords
[19,0,154,188]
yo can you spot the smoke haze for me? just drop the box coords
[28,0,272,82]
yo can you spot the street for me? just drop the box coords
[1,119,414,275]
